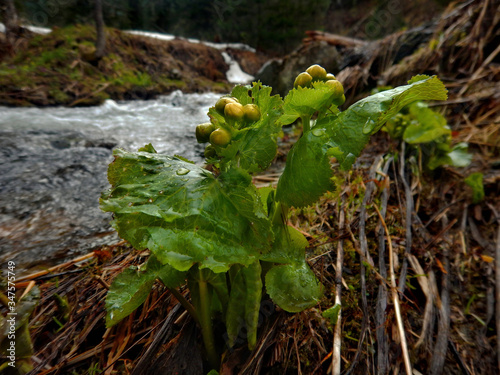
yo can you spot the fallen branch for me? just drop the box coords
[16,252,97,282]
[303,30,368,47]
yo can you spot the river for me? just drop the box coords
[0,92,224,274]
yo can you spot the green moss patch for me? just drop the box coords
[0,25,232,106]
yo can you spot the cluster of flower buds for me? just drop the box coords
[195,95,261,158]
[294,64,345,106]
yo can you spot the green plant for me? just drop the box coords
[100,67,447,370]
[384,101,471,170]
[464,172,484,203]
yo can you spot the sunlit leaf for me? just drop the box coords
[279,82,341,126]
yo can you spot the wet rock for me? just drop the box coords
[256,24,435,98]
[256,41,341,96]
[255,42,340,96]
[225,47,269,76]
[0,129,119,273]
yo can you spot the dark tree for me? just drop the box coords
[95,0,106,58]
[1,0,20,44]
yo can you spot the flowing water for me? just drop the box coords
[0,91,222,274]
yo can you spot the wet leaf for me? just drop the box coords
[403,102,450,143]
[226,261,262,349]
[276,75,448,207]
[105,266,156,328]
[101,149,272,273]
[260,224,308,264]
[265,262,323,313]
[322,303,341,325]
[213,82,283,172]
[105,254,187,328]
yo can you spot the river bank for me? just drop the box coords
[0,24,268,106]
[0,92,222,273]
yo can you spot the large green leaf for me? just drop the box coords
[276,75,448,207]
[275,127,335,208]
[211,82,284,172]
[100,147,272,273]
[147,254,187,289]
[403,102,450,143]
[265,262,323,313]
[279,82,341,126]
[260,224,309,264]
[105,266,155,327]
[226,261,262,349]
[105,255,187,327]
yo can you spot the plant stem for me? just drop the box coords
[272,201,289,227]
[169,287,199,324]
[301,114,311,133]
[198,278,220,370]
[0,292,11,307]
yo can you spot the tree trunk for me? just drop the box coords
[2,0,20,44]
[94,0,106,59]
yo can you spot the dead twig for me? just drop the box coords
[16,252,96,282]
[331,195,346,375]
[408,255,437,349]
[398,142,413,295]
[345,156,382,374]
[376,157,392,375]
[373,204,412,375]
[486,203,500,371]
[131,303,183,375]
[429,213,451,375]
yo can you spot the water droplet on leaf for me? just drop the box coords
[311,128,325,137]
[362,118,377,134]
[176,168,190,175]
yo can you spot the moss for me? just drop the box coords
[48,88,70,103]
[0,24,232,106]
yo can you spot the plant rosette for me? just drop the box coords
[100,67,448,370]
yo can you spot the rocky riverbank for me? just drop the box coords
[0,24,268,106]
